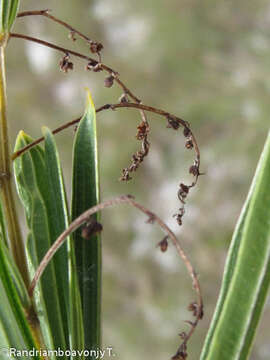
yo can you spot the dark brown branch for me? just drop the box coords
[17,9,93,44]
[11,116,81,160]
[9,32,105,67]
[28,195,203,358]
[10,18,202,225]
[12,102,199,168]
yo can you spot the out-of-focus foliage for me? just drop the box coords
[0,0,20,34]
[6,1,270,359]
[201,131,270,359]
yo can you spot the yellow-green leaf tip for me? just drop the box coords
[41,126,50,136]
[17,130,32,143]
[84,87,95,110]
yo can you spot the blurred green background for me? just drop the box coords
[6,1,270,359]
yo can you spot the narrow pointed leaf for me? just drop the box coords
[0,0,19,33]
[0,0,9,33]
[72,90,101,356]
[7,0,19,30]
[14,132,68,358]
[43,127,84,357]
[0,200,8,246]
[0,233,42,359]
[200,130,270,360]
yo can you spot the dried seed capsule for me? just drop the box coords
[188,302,199,317]
[166,116,180,130]
[93,63,103,72]
[189,164,199,176]
[81,219,103,239]
[68,31,76,41]
[104,75,114,88]
[183,127,191,137]
[185,139,193,149]
[180,183,189,194]
[59,54,74,73]
[90,41,103,54]
[119,93,129,103]
[85,59,98,71]
[157,236,169,252]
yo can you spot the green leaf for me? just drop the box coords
[14,131,68,358]
[68,242,85,359]
[0,0,19,34]
[200,130,270,360]
[7,0,19,30]
[43,127,84,358]
[71,90,101,356]
[0,200,8,246]
[0,232,42,360]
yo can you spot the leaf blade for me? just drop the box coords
[200,130,270,360]
[7,0,19,30]
[43,126,84,357]
[71,90,101,355]
[0,0,19,34]
[14,131,68,358]
[0,232,42,360]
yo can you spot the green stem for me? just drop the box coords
[0,44,29,287]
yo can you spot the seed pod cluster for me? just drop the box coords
[59,54,73,73]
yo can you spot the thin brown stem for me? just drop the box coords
[9,33,142,104]
[9,32,199,165]
[16,10,143,105]
[17,9,93,44]
[9,33,100,64]
[28,195,203,357]
[12,116,81,160]
[12,102,199,167]
[10,16,201,225]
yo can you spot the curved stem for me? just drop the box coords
[17,9,93,43]
[12,102,199,160]
[28,195,203,356]
[0,45,29,286]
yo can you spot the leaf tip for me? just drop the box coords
[41,126,50,136]
[84,87,95,110]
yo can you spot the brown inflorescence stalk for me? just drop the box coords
[14,10,205,358]
[28,195,203,359]
[13,9,203,226]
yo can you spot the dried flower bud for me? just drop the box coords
[171,346,187,360]
[104,75,114,88]
[81,219,103,239]
[171,354,187,360]
[157,236,169,252]
[189,164,198,176]
[183,127,191,137]
[167,116,180,130]
[85,59,98,71]
[68,31,77,41]
[59,54,74,73]
[136,121,150,140]
[93,63,103,72]
[178,183,189,203]
[146,213,155,224]
[185,139,193,149]
[119,168,132,181]
[188,302,203,318]
[179,332,187,340]
[119,93,129,103]
[174,206,185,226]
[90,41,103,54]
[180,183,189,194]
[188,302,199,317]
